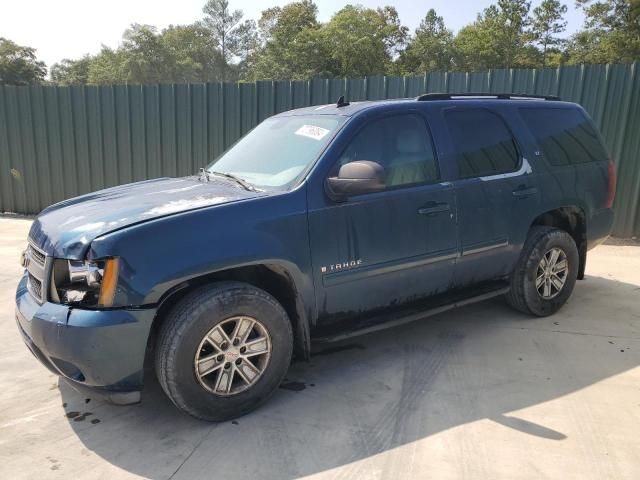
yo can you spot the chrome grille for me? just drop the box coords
[24,239,48,304]
[27,273,43,300]
[27,242,46,266]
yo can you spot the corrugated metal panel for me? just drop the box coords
[468,72,489,92]
[610,64,640,237]
[0,64,638,236]
[366,76,385,100]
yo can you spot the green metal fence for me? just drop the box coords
[0,63,639,236]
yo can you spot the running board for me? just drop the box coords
[313,285,510,344]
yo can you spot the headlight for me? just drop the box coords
[52,258,119,307]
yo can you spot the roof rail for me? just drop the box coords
[416,92,561,101]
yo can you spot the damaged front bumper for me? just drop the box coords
[15,273,156,405]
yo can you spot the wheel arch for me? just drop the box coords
[530,206,587,279]
[146,262,312,367]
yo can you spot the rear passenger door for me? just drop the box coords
[440,107,540,287]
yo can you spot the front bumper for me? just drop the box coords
[15,273,156,405]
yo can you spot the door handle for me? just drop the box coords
[512,186,538,198]
[418,202,450,215]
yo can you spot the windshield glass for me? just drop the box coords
[207,115,346,189]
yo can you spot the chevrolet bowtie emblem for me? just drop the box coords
[20,249,30,268]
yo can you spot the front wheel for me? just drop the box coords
[155,282,293,421]
[506,226,579,316]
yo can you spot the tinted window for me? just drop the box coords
[337,114,439,188]
[444,109,520,178]
[520,107,608,166]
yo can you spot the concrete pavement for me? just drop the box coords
[1,216,639,479]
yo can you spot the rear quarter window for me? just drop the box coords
[519,107,608,166]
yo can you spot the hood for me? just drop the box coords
[29,176,263,259]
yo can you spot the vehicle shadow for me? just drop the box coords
[59,273,640,479]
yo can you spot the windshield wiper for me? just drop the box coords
[199,168,260,192]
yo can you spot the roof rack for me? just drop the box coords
[416,92,561,101]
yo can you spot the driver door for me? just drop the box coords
[307,112,458,327]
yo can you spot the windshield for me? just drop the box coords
[207,114,346,189]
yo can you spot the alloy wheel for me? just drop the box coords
[194,316,272,396]
[536,247,569,299]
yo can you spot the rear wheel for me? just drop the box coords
[506,226,579,316]
[155,282,293,421]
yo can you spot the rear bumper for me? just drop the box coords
[587,208,614,250]
[15,273,156,405]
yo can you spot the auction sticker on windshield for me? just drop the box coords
[295,124,330,141]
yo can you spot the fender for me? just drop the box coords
[88,186,315,355]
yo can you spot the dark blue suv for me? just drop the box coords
[15,94,615,420]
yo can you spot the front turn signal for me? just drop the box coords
[98,258,120,307]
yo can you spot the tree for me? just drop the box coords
[398,9,453,73]
[81,23,225,85]
[86,46,129,84]
[258,0,318,43]
[50,56,92,85]
[452,0,534,70]
[120,24,172,84]
[249,2,409,79]
[161,24,223,82]
[497,0,532,68]
[321,5,408,77]
[530,0,568,67]
[566,0,640,63]
[232,20,260,78]
[249,1,326,80]
[564,30,612,63]
[50,3,259,85]
[0,38,46,85]
[453,8,506,70]
[201,0,254,81]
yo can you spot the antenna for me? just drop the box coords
[336,95,350,107]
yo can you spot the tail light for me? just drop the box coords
[606,158,616,209]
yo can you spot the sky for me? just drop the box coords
[1,0,587,69]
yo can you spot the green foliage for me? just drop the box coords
[248,1,327,80]
[497,0,532,68]
[161,24,223,83]
[453,1,536,71]
[566,0,640,63]
[398,9,454,74]
[530,0,568,67]
[84,24,224,84]
[249,2,407,80]
[86,47,129,84]
[0,38,47,85]
[453,12,503,71]
[50,56,92,85]
[201,0,256,80]
[6,0,640,87]
[321,5,408,78]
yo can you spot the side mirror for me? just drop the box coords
[325,161,385,201]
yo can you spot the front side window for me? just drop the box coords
[519,107,608,166]
[208,114,346,189]
[444,109,520,178]
[337,114,439,188]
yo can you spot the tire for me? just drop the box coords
[506,226,579,317]
[155,281,293,421]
